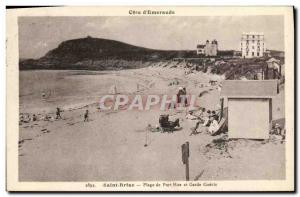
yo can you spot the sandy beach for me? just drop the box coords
[19,67,285,181]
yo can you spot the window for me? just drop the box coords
[252,46,254,49]
[257,52,260,56]
[252,35,255,38]
[252,52,255,56]
[252,40,255,43]
[246,52,248,56]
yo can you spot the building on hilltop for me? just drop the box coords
[196,44,205,55]
[205,40,218,57]
[241,32,266,58]
[196,40,218,56]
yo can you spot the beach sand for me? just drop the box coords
[18,67,285,181]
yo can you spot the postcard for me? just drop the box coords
[6,6,294,191]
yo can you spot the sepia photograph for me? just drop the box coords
[6,6,294,191]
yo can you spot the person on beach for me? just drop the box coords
[19,114,24,123]
[194,107,206,119]
[56,107,62,119]
[186,110,198,120]
[182,87,188,106]
[202,110,212,126]
[44,114,51,121]
[177,87,184,104]
[208,116,219,135]
[84,110,89,122]
[189,108,206,136]
[210,110,219,122]
[32,114,37,121]
[177,87,188,107]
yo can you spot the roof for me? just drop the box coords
[266,57,281,63]
[197,44,205,48]
[211,40,218,44]
[221,80,278,98]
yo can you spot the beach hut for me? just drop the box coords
[220,80,278,139]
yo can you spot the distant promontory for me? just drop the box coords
[19,36,196,70]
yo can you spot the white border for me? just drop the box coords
[2,4,294,194]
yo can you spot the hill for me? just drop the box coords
[19,36,196,70]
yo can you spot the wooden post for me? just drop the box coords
[185,141,189,181]
[279,64,282,78]
[185,156,189,181]
[181,141,190,181]
[220,98,224,121]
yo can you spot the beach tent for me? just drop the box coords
[220,80,278,139]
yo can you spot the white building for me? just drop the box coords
[196,40,218,56]
[240,32,266,58]
[196,44,205,55]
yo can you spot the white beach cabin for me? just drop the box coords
[220,80,278,139]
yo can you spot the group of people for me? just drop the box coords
[186,107,220,136]
[55,107,90,122]
[19,114,33,124]
[19,107,90,124]
[56,107,89,122]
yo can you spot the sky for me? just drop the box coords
[18,16,284,59]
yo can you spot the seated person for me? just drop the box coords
[186,110,198,120]
[19,115,24,123]
[208,116,219,134]
[194,107,206,120]
[189,108,210,135]
[210,110,219,122]
[169,118,180,128]
[202,110,212,126]
[32,114,37,121]
[159,114,180,129]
